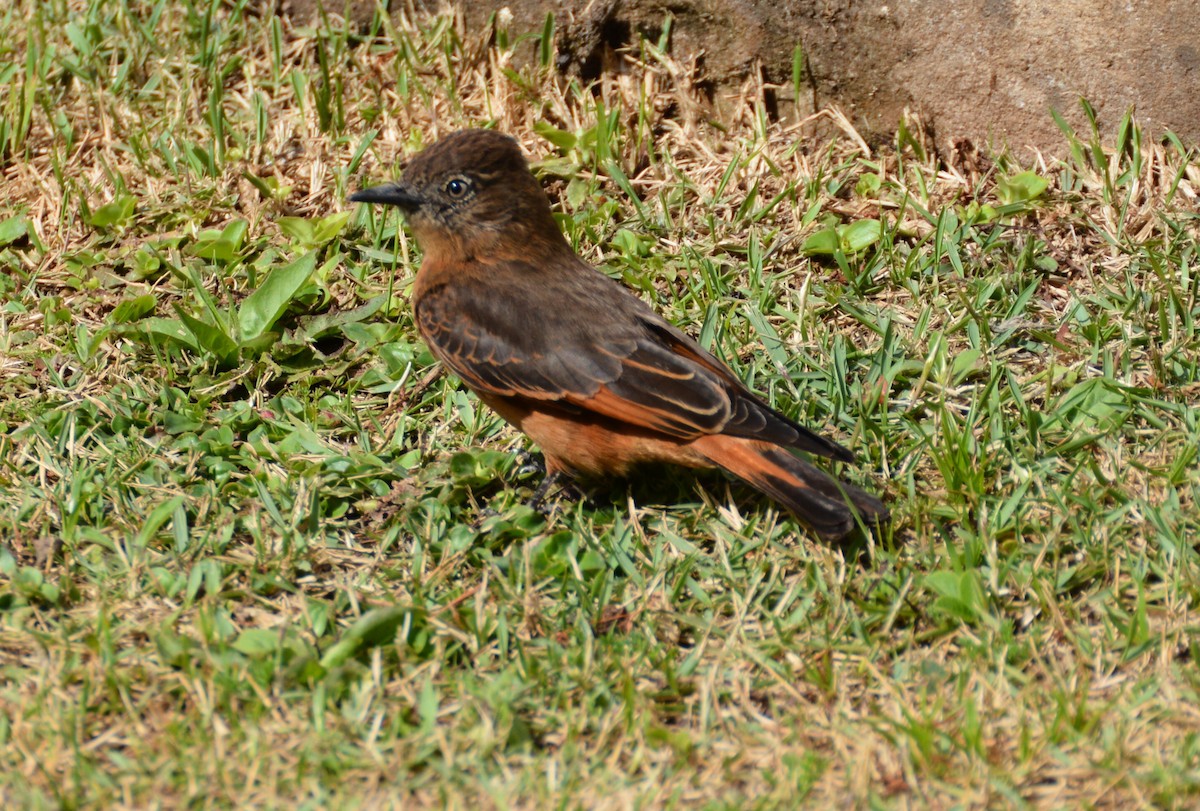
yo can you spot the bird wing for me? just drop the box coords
[414,268,853,460]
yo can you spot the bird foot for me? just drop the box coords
[527,471,581,515]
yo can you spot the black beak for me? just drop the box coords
[348,182,424,209]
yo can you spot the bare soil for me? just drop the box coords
[294,0,1200,157]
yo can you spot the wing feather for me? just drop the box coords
[414,264,853,460]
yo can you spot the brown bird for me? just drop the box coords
[350,129,888,539]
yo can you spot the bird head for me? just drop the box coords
[350,129,564,262]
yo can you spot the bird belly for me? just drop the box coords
[476,392,711,479]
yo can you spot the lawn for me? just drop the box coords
[2,1,1199,808]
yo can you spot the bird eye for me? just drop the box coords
[444,177,470,198]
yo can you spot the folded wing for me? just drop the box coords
[415,266,854,462]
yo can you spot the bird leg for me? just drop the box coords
[527,470,580,514]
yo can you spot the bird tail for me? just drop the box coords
[694,435,889,540]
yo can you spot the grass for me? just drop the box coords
[2,1,1199,808]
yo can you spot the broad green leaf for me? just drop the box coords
[130,248,163,280]
[238,250,317,341]
[950,348,983,383]
[417,678,438,732]
[0,215,28,246]
[163,410,203,434]
[110,293,157,323]
[611,228,650,257]
[565,177,588,208]
[840,218,884,253]
[1048,378,1132,433]
[140,317,199,351]
[855,172,881,196]
[243,171,292,200]
[233,628,282,657]
[0,546,16,577]
[291,294,385,343]
[176,307,239,365]
[961,201,1000,224]
[192,219,247,262]
[310,211,351,244]
[801,227,839,256]
[925,571,985,625]
[995,171,1049,205]
[134,495,186,549]
[319,606,412,668]
[534,120,576,151]
[277,213,351,249]
[276,217,315,244]
[87,195,136,229]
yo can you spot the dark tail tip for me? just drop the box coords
[753,449,889,541]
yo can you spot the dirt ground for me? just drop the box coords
[290,0,1200,158]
